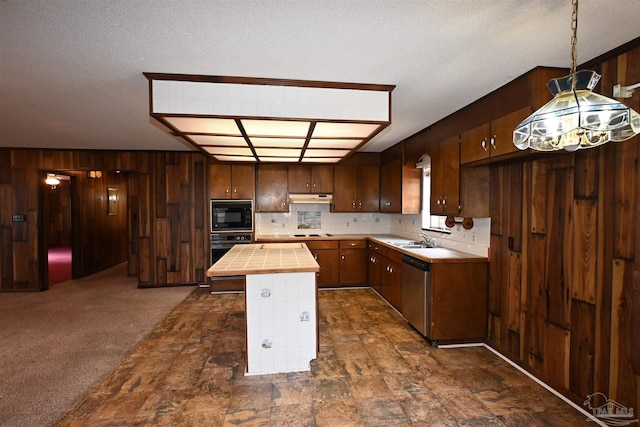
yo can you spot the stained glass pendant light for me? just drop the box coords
[513,0,640,152]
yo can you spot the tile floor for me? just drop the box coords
[59,288,591,426]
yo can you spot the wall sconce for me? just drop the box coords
[613,82,640,99]
[87,170,103,179]
[45,173,60,189]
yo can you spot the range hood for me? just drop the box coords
[289,194,333,204]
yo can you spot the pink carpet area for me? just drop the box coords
[48,246,72,286]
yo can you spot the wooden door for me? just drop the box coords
[387,258,402,311]
[460,122,490,164]
[313,248,340,287]
[288,165,310,193]
[367,249,381,293]
[209,164,232,199]
[380,145,402,213]
[339,248,367,285]
[333,167,358,211]
[256,165,289,212]
[357,166,380,212]
[489,106,531,157]
[310,166,333,193]
[441,135,460,216]
[230,164,255,199]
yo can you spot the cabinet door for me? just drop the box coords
[288,165,310,193]
[441,135,460,216]
[380,147,402,213]
[339,248,367,285]
[209,164,232,199]
[367,250,381,294]
[333,167,358,211]
[430,135,460,215]
[230,165,255,199]
[310,165,334,193]
[357,166,380,212]
[460,122,491,164]
[489,106,530,157]
[312,248,340,287]
[388,259,402,311]
[256,165,289,212]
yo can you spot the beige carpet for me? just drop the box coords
[0,263,195,427]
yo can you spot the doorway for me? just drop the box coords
[43,172,73,287]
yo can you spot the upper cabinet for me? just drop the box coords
[256,165,289,212]
[430,135,460,216]
[333,165,380,212]
[288,165,334,194]
[379,143,421,214]
[209,164,255,199]
[332,153,380,212]
[460,107,531,164]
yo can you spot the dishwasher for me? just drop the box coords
[401,254,430,337]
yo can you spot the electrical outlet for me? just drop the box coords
[472,233,476,243]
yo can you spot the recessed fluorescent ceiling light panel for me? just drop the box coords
[144,74,394,163]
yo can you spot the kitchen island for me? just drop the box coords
[207,243,320,375]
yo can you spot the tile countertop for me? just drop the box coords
[207,242,320,277]
[255,234,488,264]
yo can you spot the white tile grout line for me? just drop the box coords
[437,342,608,427]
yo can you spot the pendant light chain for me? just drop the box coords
[570,0,578,89]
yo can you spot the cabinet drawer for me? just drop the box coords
[339,239,366,249]
[386,248,403,263]
[306,240,339,250]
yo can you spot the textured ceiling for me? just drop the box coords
[1,0,639,155]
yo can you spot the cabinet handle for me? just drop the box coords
[233,186,237,193]
[341,255,345,260]
[352,201,356,208]
[314,254,318,260]
[389,266,394,273]
[490,136,496,149]
[306,182,310,188]
[442,196,447,206]
[358,201,362,209]
[481,139,488,151]
[436,199,441,206]
[226,187,230,194]
[312,183,316,189]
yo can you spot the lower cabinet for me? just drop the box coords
[427,262,488,343]
[307,239,367,288]
[338,240,367,286]
[380,254,402,311]
[367,240,402,311]
[306,240,339,287]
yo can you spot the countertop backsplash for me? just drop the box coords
[255,204,490,258]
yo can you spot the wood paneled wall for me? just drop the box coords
[0,149,209,291]
[488,45,640,410]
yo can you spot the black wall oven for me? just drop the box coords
[211,199,253,232]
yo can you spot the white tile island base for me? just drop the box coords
[245,271,317,375]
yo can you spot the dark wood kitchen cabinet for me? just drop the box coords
[430,134,460,216]
[306,240,339,287]
[380,143,421,214]
[379,251,402,311]
[256,165,289,212]
[209,164,255,199]
[333,166,379,212]
[367,241,382,294]
[338,240,367,285]
[460,106,531,164]
[288,165,334,194]
[427,261,488,343]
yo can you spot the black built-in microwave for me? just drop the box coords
[210,200,253,232]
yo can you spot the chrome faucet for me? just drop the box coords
[418,232,433,247]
